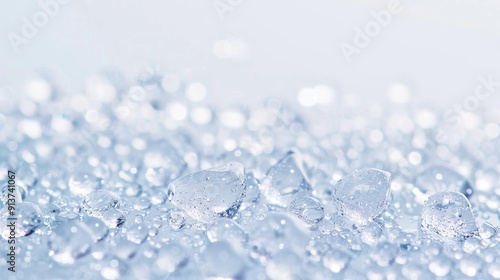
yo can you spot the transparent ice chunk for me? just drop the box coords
[167,162,246,223]
[261,151,311,207]
[332,168,392,226]
[420,191,478,244]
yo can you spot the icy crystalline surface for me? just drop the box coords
[332,168,392,226]
[3,73,500,279]
[261,151,311,207]
[167,162,246,223]
[420,191,478,244]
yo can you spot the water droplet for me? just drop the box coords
[82,190,120,217]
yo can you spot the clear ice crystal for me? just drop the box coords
[332,168,392,226]
[260,151,311,207]
[286,196,324,226]
[415,164,473,199]
[167,162,246,223]
[420,191,478,244]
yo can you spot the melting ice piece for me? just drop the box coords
[0,202,42,239]
[332,168,391,226]
[287,196,324,226]
[82,190,121,217]
[48,221,94,265]
[420,191,478,244]
[261,151,311,207]
[167,162,246,223]
[415,164,473,200]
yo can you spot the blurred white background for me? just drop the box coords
[1,0,500,108]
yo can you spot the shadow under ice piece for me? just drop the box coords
[260,151,311,207]
[420,191,478,244]
[167,162,246,223]
[332,168,392,226]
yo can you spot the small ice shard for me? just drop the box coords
[332,168,392,226]
[415,164,473,200]
[420,191,478,244]
[167,162,246,223]
[261,151,311,207]
[48,221,94,265]
[0,202,42,239]
[82,190,121,217]
[286,196,324,226]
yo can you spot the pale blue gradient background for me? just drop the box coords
[1,0,500,107]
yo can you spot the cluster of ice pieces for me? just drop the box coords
[0,72,500,280]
